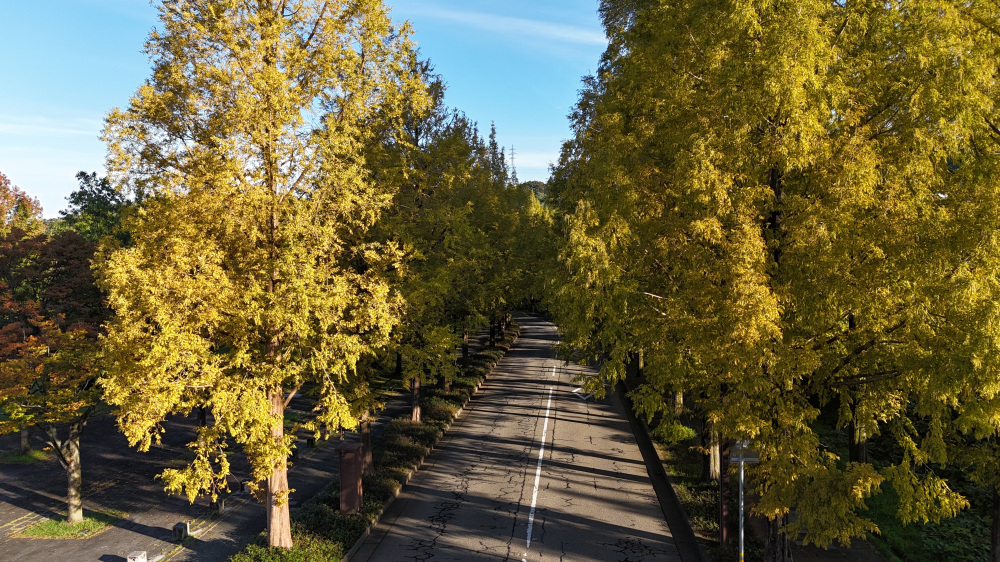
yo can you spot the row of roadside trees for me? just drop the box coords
[547,0,1000,560]
[0,0,549,550]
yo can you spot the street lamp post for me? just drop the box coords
[731,440,759,562]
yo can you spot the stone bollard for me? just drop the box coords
[337,442,364,514]
[173,521,190,541]
[306,436,316,448]
[210,499,226,513]
[290,446,299,461]
[239,480,250,493]
[127,552,147,562]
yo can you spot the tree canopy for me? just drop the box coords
[549,0,1000,553]
[97,0,428,548]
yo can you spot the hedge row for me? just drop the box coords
[230,324,520,561]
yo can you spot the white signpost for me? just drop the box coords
[730,440,760,562]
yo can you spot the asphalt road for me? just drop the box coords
[351,315,682,562]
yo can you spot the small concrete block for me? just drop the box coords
[290,447,298,460]
[306,436,316,448]
[127,552,147,562]
[172,521,190,541]
[239,480,249,493]
[210,499,226,513]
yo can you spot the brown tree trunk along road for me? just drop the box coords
[352,315,682,561]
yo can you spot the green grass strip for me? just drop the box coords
[17,509,128,539]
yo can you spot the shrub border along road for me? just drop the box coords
[230,325,520,562]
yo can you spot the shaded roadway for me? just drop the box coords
[351,315,684,562]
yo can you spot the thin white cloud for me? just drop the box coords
[0,123,98,137]
[0,115,103,138]
[403,4,606,46]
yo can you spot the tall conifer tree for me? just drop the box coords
[551,0,1000,554]
[98,0,428,548]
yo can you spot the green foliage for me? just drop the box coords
[17,509,127,539]
[57,172,131,245]
[229,529,346,562]
[865,485,991,562]
[0,449,52,465]
[652,421,697,445]
[550,0,1000,549]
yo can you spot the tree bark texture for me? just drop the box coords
[719,444,730,546]
[66,434,83,524]
[411,376,421,423]
[849,419,868,464]
[992,488,1000,562]
[361,416,374,477]
[45,424,85,525]
[19,428,31,455]
[708,427,721,482]
[266,389,293,549]
[765,515,794,562]
[462,324,469,364]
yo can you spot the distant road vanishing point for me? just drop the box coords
[351,315,684,562]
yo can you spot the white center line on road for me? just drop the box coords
[524,385,554,560]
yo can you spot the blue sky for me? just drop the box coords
[0,0,605,217]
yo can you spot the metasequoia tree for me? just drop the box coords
[365,70,551,420]
[550,0,1000,556]
[98,0,427,548]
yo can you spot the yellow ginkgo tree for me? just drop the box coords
[97,0,428,549]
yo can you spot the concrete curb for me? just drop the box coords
[616,381,711,562]
[341,333,518,562]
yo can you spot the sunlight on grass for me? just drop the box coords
[17,509,128,539]
[0,449,52,465]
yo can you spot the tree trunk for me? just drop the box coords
[673,391,684,419]
[719,445,730,546]
[361,415,374,476]
[411,377,421,423]
[198,406,208,427]
[66,433,83,525]
[700,420,711,482]
[708,427,721,482]
[462,324,469,364]
[992,488,1000,562]
[765,515,794,562]
[266,389,293,549]
[848,394,868,463]
[849,419,868,464]
[489,317,496,347]
[20,428,31,455]
[45,425,85,525]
